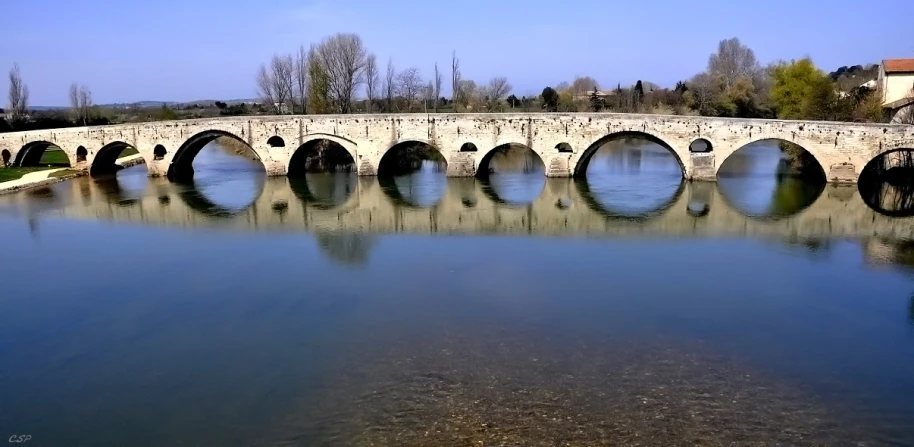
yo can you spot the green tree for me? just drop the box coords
[634,80,645,107]
[307,53,332,114]
[589,87,605,112]
[156,104,178,121]
[770,58,832,120]
[541,87,559,112]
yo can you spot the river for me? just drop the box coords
[1,139,913,446]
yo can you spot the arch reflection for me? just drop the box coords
[378,163,447,208]
[289,173,358,210]
[858,149,914,217]
[476,143,545,205]
[577,135,684,219]
[718,141,824,219]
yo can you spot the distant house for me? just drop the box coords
[878,59,914,123]
[572,90,617,101]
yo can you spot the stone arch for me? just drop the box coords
[1,149,11,166]
[288,174,360,211]
[689,138,712,153]
[572,131,685,179]
[476,142,545,179]
[90,141,144,177]
[76,146,88,162]
[168,130,265,181]
[555,142,573,153]
[715,137,825,180]
[13,141,71,167]
[153,144,167,160]
[377,140,447,177]
[286,133,359,176]
[267,136,286,148]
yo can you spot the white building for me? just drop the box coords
[878,59,914,123]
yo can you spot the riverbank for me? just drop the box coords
[0,154,147,195]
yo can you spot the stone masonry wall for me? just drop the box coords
[1,113,913,183]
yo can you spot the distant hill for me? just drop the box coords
[31,98,260,110]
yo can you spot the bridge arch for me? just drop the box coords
[377,140,446,177]
[716,137,826,181]
[76,146,88,163]
[286,133,358,176]
[174,175,267,219]
[90,141,144,177]
[476,142,545,178]
[1,149,11,166]
[572,131,685,179]
[14,141,72,167]
[168,130,265,181]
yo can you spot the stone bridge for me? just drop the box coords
[1,113,913,183]
[5,175,913,241]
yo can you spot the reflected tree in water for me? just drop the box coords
[315,232,375,267]
[766,176,825,217]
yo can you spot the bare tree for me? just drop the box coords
[257,64,278,113]
[686,73,718,116]
[487,76,512,108]
[69,83,93,125]
[272,54,295,113]
[451,51,461,112]
[365,53,379,113]
[569,76,600,96]
[257,54,295,114]
[457,79,478,110]
[294,45,309,114]
[433,62,442,113]
[423,81,436,112]
[396,67,423,112]
[7,63,29,123]
[385,58,396,112]
[708,37,760,91]
[316,33,368,113]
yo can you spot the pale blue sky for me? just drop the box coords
[5,0,914,106]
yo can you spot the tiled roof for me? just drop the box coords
[883,59,914,73]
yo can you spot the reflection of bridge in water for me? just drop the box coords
[8,175,914,241]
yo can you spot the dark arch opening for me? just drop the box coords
[717,139,825,219]
[168,130,263,182]
[377,141,447,177]
[1,149,11,167]
[90,141,140,177]
[573,132,684,179]
[13,141,71,168]
[460,142,478,152]
[689,138,712,153]
[76,146,88,162]
[288,139,355,176]
[153,145,167,161]
[267,136,286,148]
[555,142,573,153]
[858,149,914,217]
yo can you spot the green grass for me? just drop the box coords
[0,167,54,182]
[39,148,71,166]
[119,146,139,157]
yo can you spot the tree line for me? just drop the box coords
[3,35,910,133]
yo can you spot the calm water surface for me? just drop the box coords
[2,142,914,446]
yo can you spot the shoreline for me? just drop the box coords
[0,155,146,195]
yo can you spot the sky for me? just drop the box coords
[4,0,914,106]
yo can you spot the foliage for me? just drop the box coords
[506,95,521,108]
[308,52,332,114]
[589,88,605,112]
[156,104,179,121]
[770,58,847,120]
[541,87,558,112]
